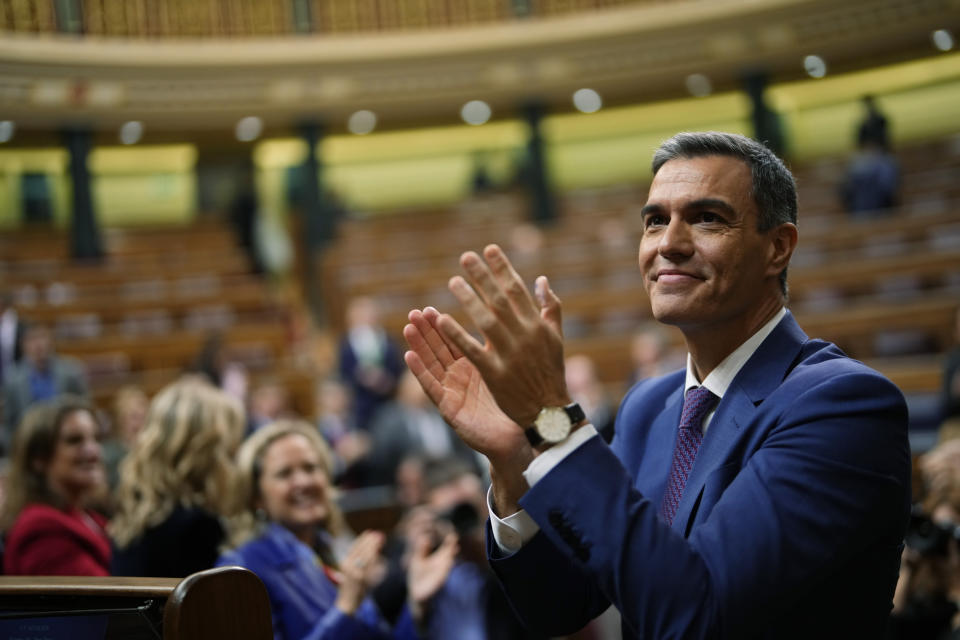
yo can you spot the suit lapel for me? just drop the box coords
[641,383,685,501]
[671,311,809,533]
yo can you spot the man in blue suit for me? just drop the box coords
[403,132,910,638]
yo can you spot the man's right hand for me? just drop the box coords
[404,307,530,465]
[404,307,533,514]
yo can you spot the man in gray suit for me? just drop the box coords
[1,324,88,452]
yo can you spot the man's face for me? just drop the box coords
[639,155,779,332]
[24,328,52,366]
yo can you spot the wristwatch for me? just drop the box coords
[524,403,586,448]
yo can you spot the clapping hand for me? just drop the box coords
[405,516,459,623]
[335,530,386,616]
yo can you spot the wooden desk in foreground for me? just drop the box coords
[0,566,271,640]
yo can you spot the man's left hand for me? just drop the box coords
[434,244,569,427]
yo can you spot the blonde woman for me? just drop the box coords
[1,395,109,575]
[217,420,457,640]
[111,377,244,577]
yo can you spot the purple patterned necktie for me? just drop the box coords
[661,386,719,526]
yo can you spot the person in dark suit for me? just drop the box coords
[1,324,88,452]
[0,290,24,386]
[338,296,405,431]
[403,131,911,638]
[365,370,483,487]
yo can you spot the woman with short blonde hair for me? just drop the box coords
[219,419,457,640]
[111,377,244,577]
[226,419,346,549]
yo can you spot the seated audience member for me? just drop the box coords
[316,378,372,488]
[841,149,899,215]
[941,307,960,426]
[217,420,457,640]
[417,459,541,640]
[628,322,683,386]
[888,483,960,639]
[395,456,428,510]
[564,354,615,443]
[100,385,148,491]
[841,95,899,216]
[1,396,110,575]
[247,377,292,434]
[339,297,405,430]
[366,371,482,487]
[1,324,88,452]
[110,377,245,577]
[0,290,23,387]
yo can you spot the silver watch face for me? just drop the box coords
[535,407,572,443]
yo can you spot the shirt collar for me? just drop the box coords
[684,307,787,400]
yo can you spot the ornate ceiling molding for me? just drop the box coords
[0,0,956,135]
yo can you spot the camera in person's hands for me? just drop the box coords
[436,501,480,538]
[905,506,960,557]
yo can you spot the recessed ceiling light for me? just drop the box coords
[119,121,143,145]
[685,74,712,97]
[347,110,377,135]
[0,121,14,143]
[932,29,955,52]
[803,55,827,79]
[572,88,602,113]
[461,100,492,126]
[235,116,263,142]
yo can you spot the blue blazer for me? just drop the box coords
[488,312,911,639]
[217,524,419,640]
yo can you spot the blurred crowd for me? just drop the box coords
[0,293,687,639]
[3,282,957,638]
[892,311,960,640]
[0,94,952,634]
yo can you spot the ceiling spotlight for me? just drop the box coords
[119,121,143,145]
[685,74,712,97]
[932,29,955,52]
[803,55,827,79]
[235,116,263,142]
[572,88,602,113]
[347,110,377,135]
[0,121,14,143]
[461,100,492,126]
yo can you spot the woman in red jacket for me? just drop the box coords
[1,395,110,575]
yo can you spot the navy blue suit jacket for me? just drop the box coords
[488,312,911,639]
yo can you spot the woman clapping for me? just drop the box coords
[218,420,457,639]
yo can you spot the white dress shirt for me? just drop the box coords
[489,307,787,553]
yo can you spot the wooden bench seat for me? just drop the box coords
[0,566,272,640]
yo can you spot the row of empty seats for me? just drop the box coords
[320,137,960,399]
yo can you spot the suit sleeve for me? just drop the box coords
[487,523,612,633]
[495,368,910,639]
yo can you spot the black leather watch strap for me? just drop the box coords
[524,425,545,448]
[564,402,586,425]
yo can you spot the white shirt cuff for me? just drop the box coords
[487,424,598,555]
[523,424,598,487]
[488,485,540,554]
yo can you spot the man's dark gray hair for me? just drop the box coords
[652,131,797,295]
